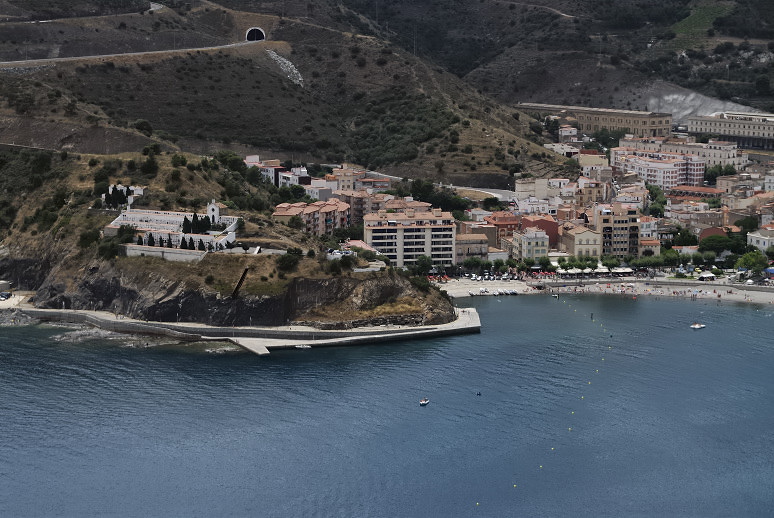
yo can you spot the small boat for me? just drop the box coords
[419,398,430,406]
[552,294,559,298]
[295,344,312,349]
[690,322,705,329]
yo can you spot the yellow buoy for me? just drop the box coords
[539,465,542,469]
[596,369,599,373]
[569,427,572,431]
[581,396,584,399]
[514,484,517,488]
[571,411,574,414]
[551,447,554,451]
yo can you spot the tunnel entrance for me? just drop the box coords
[246,27,266,41]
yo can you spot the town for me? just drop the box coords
[105,104,774,283]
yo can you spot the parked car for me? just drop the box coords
[0,292,11,300]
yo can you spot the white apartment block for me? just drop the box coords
[765,173,774,193]
[619,136,749,168]
[364,208,456,267]
[611,148,705,189]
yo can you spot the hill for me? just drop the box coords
[0,1,568,189]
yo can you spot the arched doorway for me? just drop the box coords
[246,27,266,41]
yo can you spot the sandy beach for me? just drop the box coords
[434,277,774,305]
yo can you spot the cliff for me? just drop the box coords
[1,245,456,328]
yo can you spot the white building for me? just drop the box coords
[514,195,562,216]
[364,208,456,267]
[106,200,239,250]
[619,136,749,169]
[611,148,705,189]
[747,229,774,253]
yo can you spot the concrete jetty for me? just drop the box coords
[16,304,480,356]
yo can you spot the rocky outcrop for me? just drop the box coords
[24,258,456,328]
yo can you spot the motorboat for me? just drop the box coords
[295,344,312,349]
[419,398,430,406]
[690,322,705,329]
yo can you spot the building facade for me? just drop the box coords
[687,112,774,150]
[518,103,672,137]
[364,208,456,267]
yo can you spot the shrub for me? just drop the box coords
[276,253,301,271]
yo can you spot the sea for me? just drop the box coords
[1,294,773,517]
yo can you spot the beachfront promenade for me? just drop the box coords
[10,301,480,356]
[436,276,774,304]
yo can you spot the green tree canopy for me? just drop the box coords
[698,234,733,254]
[735,250,768,275]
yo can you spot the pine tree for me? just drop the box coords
[182,216,192,234]
[202,215,211,232]
[198,239,205,251]
[192,213,200,234]
[147,233,155,246]
[167,235,173,248]
[137,235,143,245]
[180,237,188,249]
[188,237,194,249]
[158,237,164,247]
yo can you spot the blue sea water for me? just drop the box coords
[1,294,773,517]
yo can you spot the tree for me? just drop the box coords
[463,257,483,271]
[198,239,205,251]
[414,255,434,276]
[188,237,194,249]
[180,237,188,249]
[287,215,304,229]
[735,250,768,275]
[734,216,758,233]
[673,227,698,246]
[703,251,717,265]
[182,216,191,234]
[482,197,501,211]
[766,245,774,261]
[699,235,732,254]
[692,252,704,266]
[147,233,155,246]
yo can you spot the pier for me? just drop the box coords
[16,305,481,356]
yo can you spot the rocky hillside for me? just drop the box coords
[2,242,455,328]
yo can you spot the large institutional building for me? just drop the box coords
[686,111,774,150]
[364,208,455,267]
[518,103,672,137]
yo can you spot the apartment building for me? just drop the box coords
[610,148,705,189]
[272,199,351,236]
[687,111,774,150]
[557,223,602,258]
[364,208,456,267]
[503,227,550,261]
[590,203,640,258]
[619,136,749,169]
[455,234,489,264]
[518,103,672,137]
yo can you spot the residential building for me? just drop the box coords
[610,147,705,189]
[272,199,351,236]
[590,203,640,258]
[484,211,521,239]
[521,214,559,247]
[363,208,455,267]
[544,143,580,158]
[639,239,661,258]
[509,227,550,261]
[619,136,749,169]
[455,234,489,264]
[747,228,774,252]
[518,103,672,137]
[686,111,774,150]
[557,223,602,258]
[558,124,578,142]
